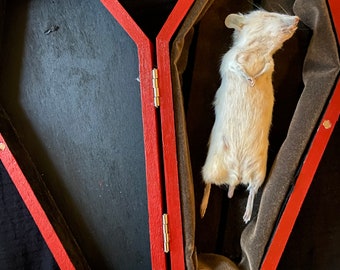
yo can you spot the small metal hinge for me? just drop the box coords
[152,68,160,108]
[162,214,170,253]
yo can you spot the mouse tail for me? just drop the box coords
[200,183,211,218]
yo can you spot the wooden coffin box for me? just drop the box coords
[0,0,339,269]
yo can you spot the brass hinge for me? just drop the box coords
[162,213,170,253]
[152,68,160,108]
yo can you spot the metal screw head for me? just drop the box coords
[322,120,332,129]
[0,143,5,151]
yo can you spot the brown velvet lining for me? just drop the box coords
[171,0,339,269]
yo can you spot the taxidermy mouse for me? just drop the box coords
[200,10,299,223]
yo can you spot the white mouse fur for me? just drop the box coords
[201,10,299,223]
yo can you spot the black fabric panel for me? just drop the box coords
[0,161,59,270]
[278,122,340,269]
[0,106,90,269]
[0,0,151,269]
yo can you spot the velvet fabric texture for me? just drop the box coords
[170,0,339,269]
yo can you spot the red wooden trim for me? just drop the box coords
[261,81,340,270]
[100,1,166,269]
[0,134,75,270]
[329,0,340,40]
[156,1,194,269]
[261,2,339,268]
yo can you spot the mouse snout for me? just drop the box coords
[292,16,299,31]
[293,16,300,26]
[285,16,299,32]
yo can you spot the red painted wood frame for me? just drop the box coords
[101,1,194,269]
[0,134,75,270]
[261,1,340,268]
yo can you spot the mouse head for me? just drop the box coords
[225,10,299,54]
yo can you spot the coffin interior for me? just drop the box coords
[170,0,339,269]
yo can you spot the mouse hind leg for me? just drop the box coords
[242,157,267,223]
[243,177,264,223]
[243,186,256,223]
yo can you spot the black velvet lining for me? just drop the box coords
[0,161,59,270]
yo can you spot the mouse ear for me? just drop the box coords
[225,13,244,30]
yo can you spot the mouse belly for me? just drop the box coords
[202,83,273,223]
[201,121,269,223]
[203,85,272,185]
[202,123,268,189]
